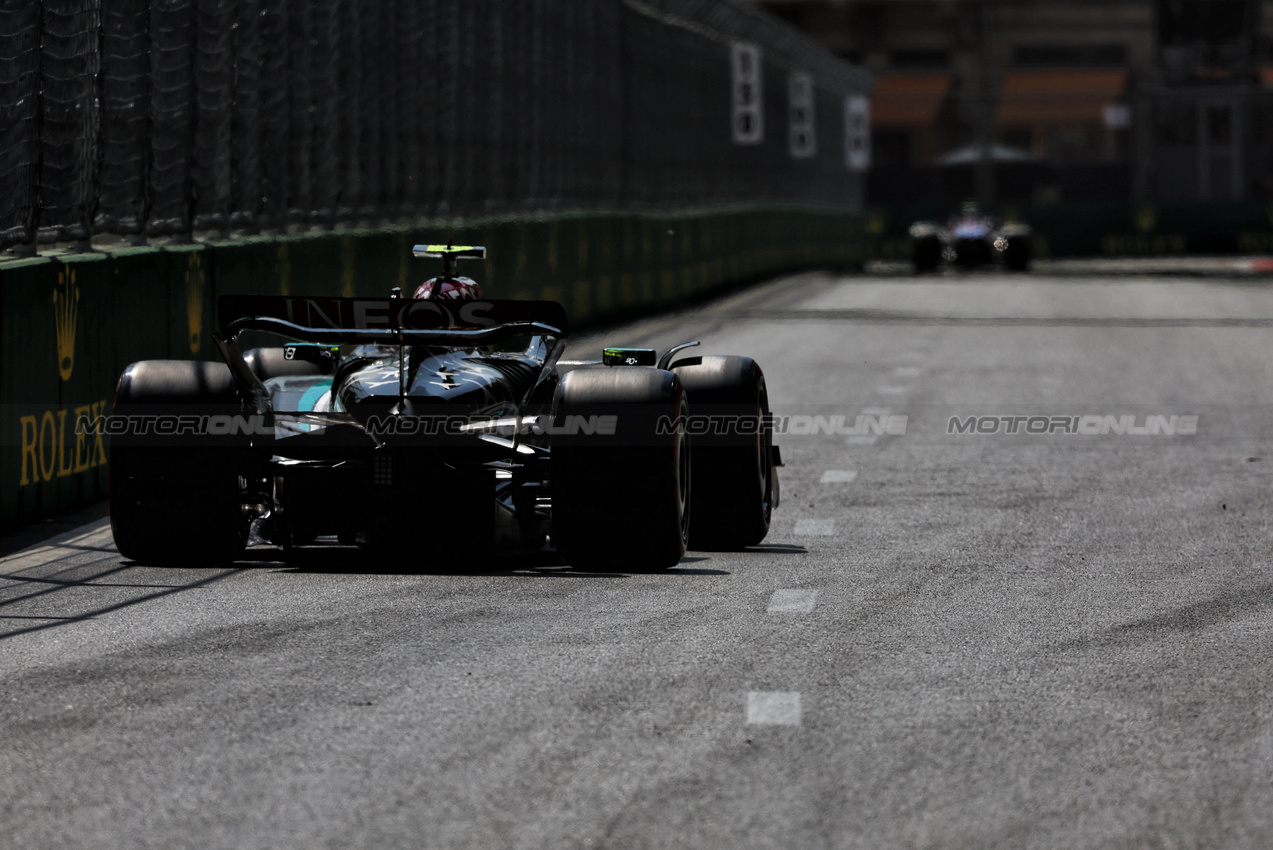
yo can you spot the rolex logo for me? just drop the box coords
[186,252,204,353]
[54,268,79,382]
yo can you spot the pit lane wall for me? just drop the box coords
[0,207,862,530]
[865,200,1273,260]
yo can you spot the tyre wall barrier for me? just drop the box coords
[0,207,863,530]
[864,201,1273,261]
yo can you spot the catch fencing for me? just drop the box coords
[0,0,871,251]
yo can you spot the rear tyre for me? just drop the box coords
[109,360,248,566]
[1003,235,1032,272]
[912,234,941,273]
[670,355,774,550]
[551,367,690,571]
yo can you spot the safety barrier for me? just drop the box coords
[0,207,864,529]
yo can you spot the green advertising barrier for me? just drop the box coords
[0,254,125,525]
[0,206,864,530]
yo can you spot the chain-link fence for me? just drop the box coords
[0,0,870,252]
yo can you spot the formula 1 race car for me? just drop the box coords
[909,206,1032,273]
[107,244,780,571]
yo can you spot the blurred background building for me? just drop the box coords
[745,0,1273,207]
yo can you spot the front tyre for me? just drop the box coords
[1003,235,1032,272]
[670,355,774,550]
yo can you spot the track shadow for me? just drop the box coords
[0,503,111,560]
[265,547,727,578]
[0,567,243,640]
[1,542,728,640]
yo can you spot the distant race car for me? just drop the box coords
[107,244,780,571]
[909,208,1033,273]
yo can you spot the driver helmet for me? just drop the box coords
[413,276,484,300]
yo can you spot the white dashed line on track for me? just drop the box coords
[845,435,878,446]
[820,470,857,483]
[768,589,818,613]
[794,518,835,536]
[876,385,907,395]
[893,366,923,377]
[747,692,802,726]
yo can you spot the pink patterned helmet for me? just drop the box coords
[411,244,487,300]
[413,276,485,300]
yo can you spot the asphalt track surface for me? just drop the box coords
[6,269,1273,848]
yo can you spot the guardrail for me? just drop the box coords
[0,207,864,529]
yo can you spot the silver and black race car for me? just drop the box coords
[909,207,1032,273]
[107,245,780,571]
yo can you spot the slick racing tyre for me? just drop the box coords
[551,367,690,571]
[1002,233,1032,272]
[912,234,942,273]
[908,223,942,273]
[109,360,248,566]
[671,355,775,550]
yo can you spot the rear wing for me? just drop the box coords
[213,295,569,427]
[216,295,567,346]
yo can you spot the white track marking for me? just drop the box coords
[768,589,818,613]
[845,435,878,446]
[794,518,835,536]
[747,692,802,725]
[894,366,922,377]
[820,470,857,483]
[876,385,907,395]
